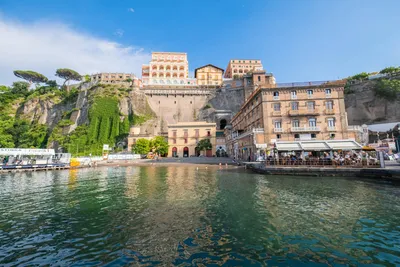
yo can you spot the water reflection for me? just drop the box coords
[0,167,400,266]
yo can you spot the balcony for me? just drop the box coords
[325,94,332,98]
[324,109,335,115]
[327,126,336,131]
[291,126,321,132]
[307,94,314,99]
[288,109,320,116]
[271,111,282,116]
[291,95,297,100]
[274,128,284,133]
[273,96,279,100]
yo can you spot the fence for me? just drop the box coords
[265,158,380,168]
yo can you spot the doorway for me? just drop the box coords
[172,147,177,157]
[183,147,189,157]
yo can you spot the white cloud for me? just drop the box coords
[114,29,124,37]
[0,17,150,86]
[128,8,135,13]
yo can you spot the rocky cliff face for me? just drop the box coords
[345,78,400,125]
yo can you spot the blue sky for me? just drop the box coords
[0,0,399,84]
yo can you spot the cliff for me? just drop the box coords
[345,76,400,125]
[0,83,155,155]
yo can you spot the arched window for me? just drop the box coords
[179,73,184,78]
[180,80,184,84]
[233,69,238,73]
[166,65,171,71]
[179,66,184,71]
[152,65,157,70]
[159,72,164,78]
[166,72,171,78]
[220,119,227,130]
[173,73,178,78]
[173,80,178,84]
[239,69,243,73]
[273,91,279,100]
[173,66,178,71]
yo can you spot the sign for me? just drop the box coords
[103,144,110,151]
[256,144,268,149]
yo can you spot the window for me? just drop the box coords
[174,101,176,104]
[325,88,332,95]
[291,102,299,110]
[291,90,297,99]
[257,76,261,82]
[273,91,279,98]
[311,133,317,139]
[326,101,333,110]
[292,120,300,127]
[308,118,317,127]
[195,129,199,137]
[276,134,281,139]
[207,130,211,137]
[274,120,282,129]
[307,101,315,110]
[330,133,335,139]
[328,118,335,127]
[173,131,177,137]
[307,89,313,98]
[184,138,188,144]
[190,101,192,104]
[273,103,281,111]
[173,139,176,144]
[294,134,300,139]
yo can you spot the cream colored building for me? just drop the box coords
[90,73,140,86]
[225,81,361,160]
[127,127,153,152]
[168,121,216,157]
[194,64,224,86]
[224,59,263,78]
[142,52,191,86]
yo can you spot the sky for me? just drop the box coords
[0,0,399,85]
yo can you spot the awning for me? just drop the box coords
[275,139,362,152]
[0,148,55,156]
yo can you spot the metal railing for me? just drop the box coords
[273,96,280,100]
[265,158,380,168]
[327,126,336,131]
[274,128,284,133]
[324,109,335,115]
[291,126,321,132]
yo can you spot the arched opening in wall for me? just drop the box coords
[173,73,178,78]
[183,147,189,157]
[159,72,164,78]
[233,69,238,73]
[173,66,178,71]
[244,69,249,73]
[179,66,184,71]
[159,65,164,70]
[152,65,157,70]
[166,65,171,71]
[166,72,171,78]
[152,72,157,77]
[172,147,177,157]
[239,69,243,73]
[220,119,227,130]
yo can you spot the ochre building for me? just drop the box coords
[167,121,216,157]
[194,64,224,86]
[224,59,263,78]
[225,81,360,161]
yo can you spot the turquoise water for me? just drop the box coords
[1,166,400,266]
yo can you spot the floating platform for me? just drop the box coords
[0,164,70,173]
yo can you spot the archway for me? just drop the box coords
[220,119,227,130]
[183,147,189,157]
[172,147,177,157]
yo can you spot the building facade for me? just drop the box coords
[167,121,216,157]
[225,81,360,161]
[142,52,190,86]
[90,73,140,86]
[194,64,224,86]
[224,59,263,78]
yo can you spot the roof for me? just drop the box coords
[168,121,216,128]
[194,64,225,78]
[275,140,362,152]
[367,122,400,132]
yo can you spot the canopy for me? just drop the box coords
[275,140,362,152]
[362,146,376,151]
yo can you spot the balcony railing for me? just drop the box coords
[274,128,284,133]
[307,94,314,99]
[324,109,335,115]
[288,109,320,116]
[271,111,282,116]
[291,126,321,132]
[291,95,297,100]
[273,96,279,100]
[325,94,332,98]
[327,126,336,131]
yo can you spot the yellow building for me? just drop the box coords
[167,121,216,157]
[194,64,224,86]
[224,59,263,78]
[90,72,140,86]
[225,80,362,160]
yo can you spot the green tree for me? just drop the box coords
[84,74,91,83]
[0,85,9,93]
[125,78,133,87]
[55,68,82,87]
[196,138,212,153]
[380,66,400,74]
[11,81,30,95]
[150,136,168,156]
[13,70,48,84]
[46,80,58,88]
[374,79,400,101]
[348,72,369,81]
[132,138,151,154]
